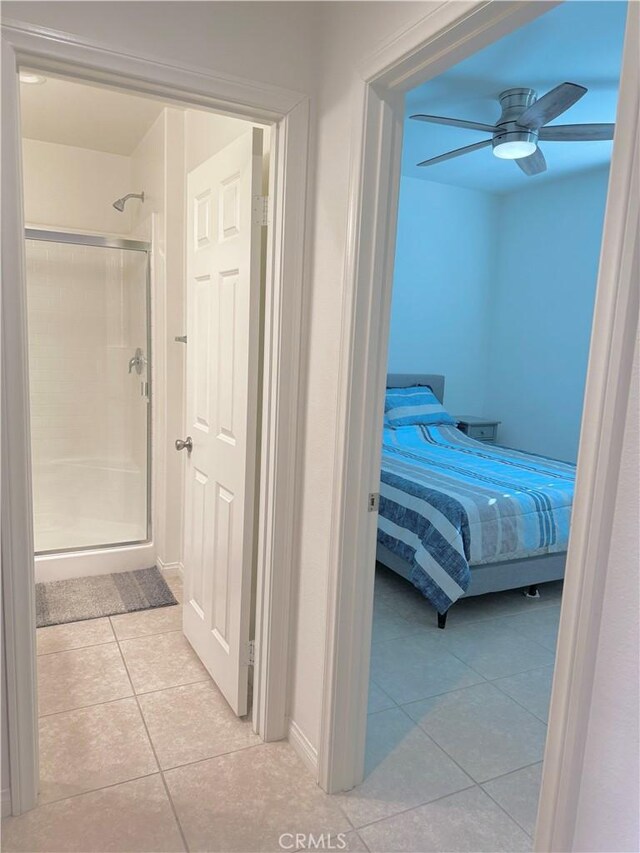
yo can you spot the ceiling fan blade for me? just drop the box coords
[417,138,493,168]
[411,114,496,133]
[515,146,547,176]
[517,82,588,130]
[539,123,615,142]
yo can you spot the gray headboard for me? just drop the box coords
[386,373,445,404]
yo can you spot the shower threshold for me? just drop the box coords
[35,540,156,583]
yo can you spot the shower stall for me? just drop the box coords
[25,229,152,580]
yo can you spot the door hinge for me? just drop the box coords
[248,639,256,666]
[368,492,380,512]
[252,195,269,227]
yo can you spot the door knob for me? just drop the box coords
[175,436,193,453]
[128,347,146,375]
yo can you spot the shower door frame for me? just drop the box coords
[25,228,154,557]
[1,19,310,815]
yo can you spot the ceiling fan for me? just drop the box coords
[411,83,615,176]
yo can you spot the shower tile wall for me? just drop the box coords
[27,239,148,552]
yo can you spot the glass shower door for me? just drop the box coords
[25,232,151,553]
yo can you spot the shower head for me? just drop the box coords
[112,192,145,212]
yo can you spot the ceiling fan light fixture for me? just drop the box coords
[493,139,538,160]
[413,82,611,175]
[492,127,538,160]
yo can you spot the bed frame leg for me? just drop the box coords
[525,584,540,599]
[437,611,448,629]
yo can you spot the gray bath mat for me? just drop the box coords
[36,566,178,628]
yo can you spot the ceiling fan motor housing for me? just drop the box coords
[492,87,539,153]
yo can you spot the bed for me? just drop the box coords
[376,373,573,628]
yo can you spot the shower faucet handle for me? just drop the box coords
[175,436,193,453]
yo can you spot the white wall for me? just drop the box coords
[387,168,609,461]
[185,110,252,173]
[571,328,640,853]
[2,1,322,94]
[22,138,132,235]
[487,167,610,462]
[387,178,497,414]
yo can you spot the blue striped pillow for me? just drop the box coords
[384,385,456,427]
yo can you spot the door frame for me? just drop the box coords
[319,4,639,853]
[1,19,310,815]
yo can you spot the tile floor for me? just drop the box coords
[353,565,562,852]
[2,566,561,853]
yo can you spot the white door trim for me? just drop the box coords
[320,7,638,853]
[1,40,40,818]
[1,20,309,814]
[537,7,639,850]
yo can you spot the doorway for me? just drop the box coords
[340,5,625,844]
[320,2,638,851]
[19,66,272,808]
[2,23,309,819]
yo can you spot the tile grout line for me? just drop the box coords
[351,782,478,835]
[422,702,544,841]
[36,674,212,719]
[34,711,270,807]
[479,758,543,786]
[159,741,268,775]
[394,667,552,718]
[347,701,480,836]
[371,595,557,646]
[395,697,543,786]
[366,673,488,711]
[372,637,556,701]
[389,702,539,837]
[111,626,191,853]
[479,782,536,840]
[479,759,543,838]
[362,581,557,840]
[36,770,161,809]
[369,620,555,715]
[425,632,553,680]
[37,637,117,657]
[357,829,372,853]
[489,674,552,725]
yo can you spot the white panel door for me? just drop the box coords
[183,128,263,715]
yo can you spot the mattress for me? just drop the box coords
[377,424,575,612]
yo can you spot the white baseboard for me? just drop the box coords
[288,719,318,776]
[2,788,11,818]
[157,559,184,576]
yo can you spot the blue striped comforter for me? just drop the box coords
[377,425,575,613]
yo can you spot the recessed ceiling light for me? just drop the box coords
[19,72,47,85]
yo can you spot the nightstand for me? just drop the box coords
[454,415,501,444]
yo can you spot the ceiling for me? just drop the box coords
[402,1,627,194]
[20,74,166,156]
